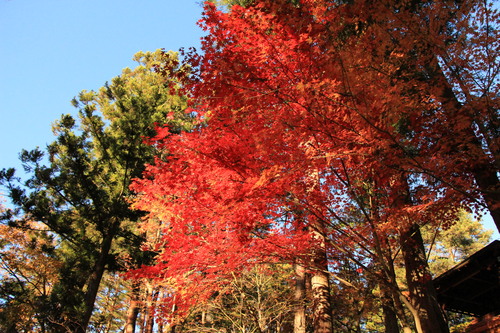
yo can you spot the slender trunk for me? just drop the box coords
[78,223,118,333]
[310,229,333,333]
[364,191,410,333]
[201,311,207,325]
[144,309,155,333]
[144,283,158,333]
[387,273,414,333]
[381,247,413,332]
[372,240,414,333]
[294,263,307,333]
[400,224,449,333]
[125,282,141,333]
[139,311,146,333]
[380,284,400,333]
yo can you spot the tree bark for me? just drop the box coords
[125,282,141,333]
[400,224,449,333]
[310,229,333,333]
[380,248,412,333]
[380,285,400,333]
[294,263,307,333]
[143,283,158,333]
[78,222,119,333]
[381,248,414,333]
[311,270,333,333]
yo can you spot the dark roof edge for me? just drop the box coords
[433,240,500,283]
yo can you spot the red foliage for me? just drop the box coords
[131,0,499,320]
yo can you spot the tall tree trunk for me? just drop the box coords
[311,269,333,333]
[310,229,333,333]
[381,247,413,333]
[78,222,118,333]
[125,282,141,333]
[139,311,146,333]
[143,283,158,333]
[386,272,414,333]
[294,263,307,333]
[380,285,400,333]
[400,224,449,333]
[365,192,410,333]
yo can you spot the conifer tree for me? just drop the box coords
[0,50,192,332]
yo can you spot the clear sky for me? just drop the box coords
[0,0,204,172]
[0,0,498,240]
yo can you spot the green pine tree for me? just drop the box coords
[0,49,192,333]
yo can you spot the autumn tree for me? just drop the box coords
[132,1,498,333]
[0,49,191,332]
[0,207,61,332]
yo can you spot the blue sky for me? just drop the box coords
[0,0,498,240]
[0,0,204,172]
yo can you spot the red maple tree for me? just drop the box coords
[131,1,499,332]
